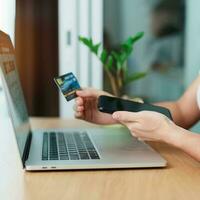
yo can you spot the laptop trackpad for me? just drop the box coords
[88,126,155,160]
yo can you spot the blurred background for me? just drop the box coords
[0,0,200,130]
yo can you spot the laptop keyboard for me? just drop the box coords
[42,132,100,161]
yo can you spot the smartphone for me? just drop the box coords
[98,95,173,120]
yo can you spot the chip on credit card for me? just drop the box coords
[54,72,81,101]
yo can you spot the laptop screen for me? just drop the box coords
[0,31,30,160]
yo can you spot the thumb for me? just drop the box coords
[112,111,139,122]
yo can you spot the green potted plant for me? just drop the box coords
[79,32,147,97]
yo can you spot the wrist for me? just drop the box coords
[162,122,187,148]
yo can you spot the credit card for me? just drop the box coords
[54,72,81,101]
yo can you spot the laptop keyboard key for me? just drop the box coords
[49,132,58,160]
[42,132,48,160]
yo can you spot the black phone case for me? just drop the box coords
[98,95,173,120]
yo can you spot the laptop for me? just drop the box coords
[0,30,166,171]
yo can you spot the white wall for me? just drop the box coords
[184,0,200,87]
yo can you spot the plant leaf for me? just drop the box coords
[106,56,113,70]
[88,38,93,46]
[119,32,144,65]
[111,51,123,70]
[100,49,108,64]
[131,32,144,43]
[79,36,92,48]
[121,32,144,52]
[125,71,147,84]
[91,43,101,55]
[111,51,121,62]
[121,43,133,55]
[120,52,129,64]
[79,36,102,56]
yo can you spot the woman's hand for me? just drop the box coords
[74,88,117,125]
[112,110,176,142]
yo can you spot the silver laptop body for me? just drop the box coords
[0,31,166,171]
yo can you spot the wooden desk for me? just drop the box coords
[0,118,200,200]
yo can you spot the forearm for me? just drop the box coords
[164,124,200,161]
[155,101,189,128]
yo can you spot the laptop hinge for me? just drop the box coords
[22,131,32,168]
